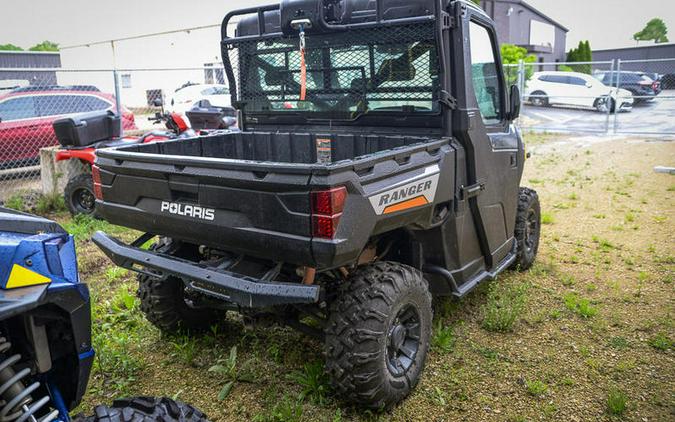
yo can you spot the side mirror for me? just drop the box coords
[152,98,163,107]
[585,82,592,88]
[508,84,521,120]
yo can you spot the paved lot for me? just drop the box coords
[520,89,675,135]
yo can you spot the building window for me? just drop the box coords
[121,74,132,89]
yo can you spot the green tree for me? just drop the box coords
[633,18,669,43]
[566,40,592,74]
[0,44,23,51]
[500,43,537,86]
[28,41,59,52]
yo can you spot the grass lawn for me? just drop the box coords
[11,133,673,421]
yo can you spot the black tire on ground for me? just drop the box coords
[138,239,221,333]
[76,396,208,422]
[511,187,541,271]
[64,173,98,217]
[324,261,433,410]
[529,91,548,107]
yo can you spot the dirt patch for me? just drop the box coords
[71,133,673,421]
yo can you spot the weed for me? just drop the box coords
[432,321,455,352]
[63,214,114,238]
[430,386,447,406]
[608,337,629,350]
[105,267,128,283]
[624,212,635,223]
[209,346,254,400]
[648,333,672,351]
[35,192,65,214]
[541,212,554,225]
[606,388,627,416]
[92,330,143,395]
[289,361,331,405]
[593,213,606,219]
[478,346,498,360]
[542,402,557,417]
[481,282,529,332]
[585,283,597,292]
[568,192,578,200]
[4,194,25,211]
[549,309,561,320]
[563,293,598,318]
[652,215,667,224]
[254,395,303,422]
[592,236,616,252]
[267,342,282,364]
[170,335,199,366]
[561,274,576,287]
[561,377,575,386]
[525,379,548,397]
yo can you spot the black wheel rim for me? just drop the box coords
[386,304,421,377]
[73,187,95,214]
[525,208,538,253]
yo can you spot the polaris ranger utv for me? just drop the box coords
[92,0,541,409]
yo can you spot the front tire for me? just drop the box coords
[64,173,98,217]
[324,262,433,410]
[512,187,541,270]
[595,97,615,113]
[138,239,221,333]
[529,91,548,107]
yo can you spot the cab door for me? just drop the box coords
[450,4,523,271]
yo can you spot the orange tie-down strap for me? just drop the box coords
[300,47,307,101]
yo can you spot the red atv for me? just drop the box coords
[54,99,237,217]
[54,108,195,217]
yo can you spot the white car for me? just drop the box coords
[167,84,231,115]
[525,71,633,112]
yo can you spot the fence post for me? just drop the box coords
[612,59,622,134]
[518,59,525,103]
[604,59,615,134]
[111,40,123,134]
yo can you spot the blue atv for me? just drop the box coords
[0,207,207,422]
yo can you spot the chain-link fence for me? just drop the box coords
[507,58,675,136]
[0,66,230,200]
[1,57,674,201]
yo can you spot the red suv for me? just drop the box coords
[0,86,137,168]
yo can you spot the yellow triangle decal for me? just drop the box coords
[6,264,51,289]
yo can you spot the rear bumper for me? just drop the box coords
[92,231,320,308]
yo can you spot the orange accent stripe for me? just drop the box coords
[383,195,429,214]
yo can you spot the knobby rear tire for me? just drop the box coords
[137,239,221,333]
[324,261,433,410]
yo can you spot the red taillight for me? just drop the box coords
[91,165,103,200]
[311,187,347,238]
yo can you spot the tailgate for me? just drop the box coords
[94,152,318,266]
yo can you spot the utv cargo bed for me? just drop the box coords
[97,130,445,169]
[94,131,452,268]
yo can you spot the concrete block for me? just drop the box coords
[40,146,89,196]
